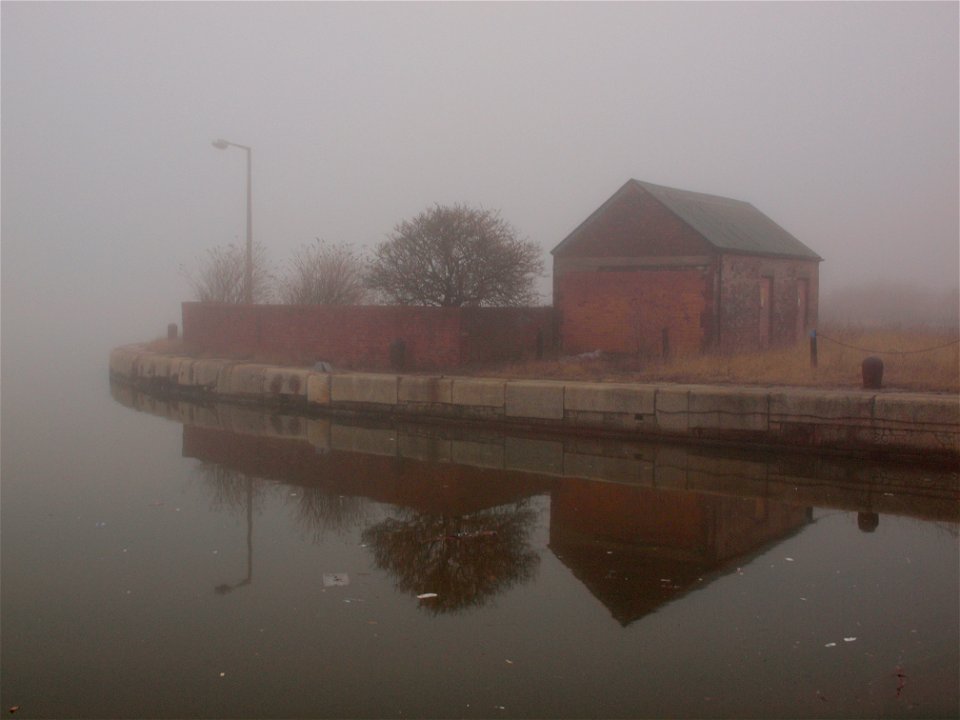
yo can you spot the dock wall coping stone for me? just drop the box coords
[108,347,960,459]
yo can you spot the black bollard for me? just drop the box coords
[862,356,884,389]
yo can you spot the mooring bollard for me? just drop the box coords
[862,356,883,389]
[167,323,178,340]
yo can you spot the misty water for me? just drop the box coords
[1,358,957,720]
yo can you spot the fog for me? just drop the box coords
[2,1,958,369]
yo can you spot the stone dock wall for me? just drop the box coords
[109,345,960,463]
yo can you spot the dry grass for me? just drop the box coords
[482,325,960,393]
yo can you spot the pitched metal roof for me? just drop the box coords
[554,179,822,261]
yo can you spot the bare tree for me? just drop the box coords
[367,204,543,307]
[182,242,274,303]
[279,239,367,305]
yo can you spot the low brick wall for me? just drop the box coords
[556,269,708,356]
[182,302,553,371]
[110,344,960,462]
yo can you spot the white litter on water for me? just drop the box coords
[785,557,795,562]
[844,637,857,642]
[824,642,837,648]
[323,573,350,587]
[417,593,438,599]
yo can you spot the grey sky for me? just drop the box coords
[2,1,957,355]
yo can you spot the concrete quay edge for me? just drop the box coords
[109,345,960,462]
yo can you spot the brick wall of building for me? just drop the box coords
[556,269,709,357]
[718,255,819,353]
[182,303,553,371]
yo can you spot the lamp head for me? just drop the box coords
[212,139,230,150]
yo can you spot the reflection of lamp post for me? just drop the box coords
[211,138,253,304]
[215,477,254,594]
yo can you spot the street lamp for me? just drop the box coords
[212,138,253,304]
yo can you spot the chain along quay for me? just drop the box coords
[109,344,960,465]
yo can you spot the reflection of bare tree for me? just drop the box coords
[196,462,272,517]
[196,461,371,547]
[290,485,370,543]
[362,502,540,614]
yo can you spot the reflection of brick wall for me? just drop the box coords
[551,480,707,555]
[557,269,709,357]
[182,425,551,515]
[550,477,809,564]
[182,303,553,371]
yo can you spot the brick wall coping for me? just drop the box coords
[110,344,959,463]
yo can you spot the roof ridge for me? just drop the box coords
[552,178,821,261]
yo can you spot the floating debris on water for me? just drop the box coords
[323,573,349,587]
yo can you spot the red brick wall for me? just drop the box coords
[556,269,709,357]
[182,303,553,371]
[460,307,554,365]
[719,255,819,352]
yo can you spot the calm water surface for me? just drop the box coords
[2,358,957,719]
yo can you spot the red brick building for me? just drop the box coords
[552,179,822,356]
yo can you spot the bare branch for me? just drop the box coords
[182,242,274,303]
[279,239,367,305]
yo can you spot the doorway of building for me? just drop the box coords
[759,277,773,348]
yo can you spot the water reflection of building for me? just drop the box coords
[550,478,810,625]
[181,423,812,620]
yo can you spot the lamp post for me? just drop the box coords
[212,138,253,304]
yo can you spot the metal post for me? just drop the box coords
[809,329,818,369]
[212,138,254,304]
[244,147,252,304]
